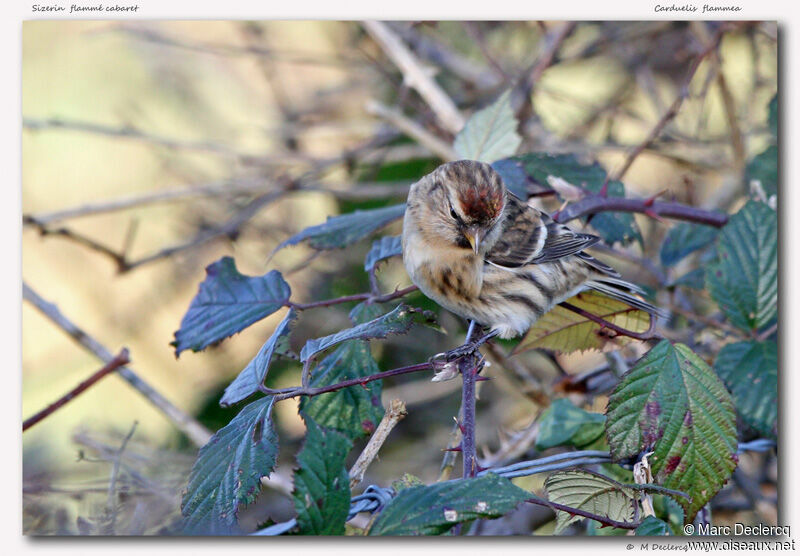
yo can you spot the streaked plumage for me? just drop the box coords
[402,160,660,339]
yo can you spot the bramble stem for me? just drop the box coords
[460,321,482,479]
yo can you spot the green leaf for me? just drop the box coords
[182,397,278,534]
[660,223,719,267]
[635,516,671,536]
[768,94,778,138]
[511,152,641,245]
[491,158,536,199]
[536,398,606,451]
[605,340,738,521]
[300,304,437,362]
[173,257,291,355]
[300,340,385,439]
[714,340,777,438]
[364,235,403,272]
[369,474,530,536]
[220,309,296,407]
[746,144,777,197]
[544,470,635,534]
[453,89,521,163]
[274,203,406,253]
[292,416,352,535]
[706,201,777,332]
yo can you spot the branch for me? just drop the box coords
[363,21,465,134]
[349,399,407,488]
[526,495,640,530]
[22,283,212,447]
[366,100,457,161]
[288,284,418,311]
[559,301,659,341]
[553,194,728,228]
[23,348,131,432]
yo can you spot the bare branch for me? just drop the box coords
[22,283,212,447]
[366,100,457,161]
[363,21,465,134]
[349,399,407,488]
[23,348,131,432]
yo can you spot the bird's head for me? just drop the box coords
[407,160,507,255]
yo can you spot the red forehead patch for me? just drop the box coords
[459,184,503,221]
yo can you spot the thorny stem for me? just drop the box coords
[460,321,483,479]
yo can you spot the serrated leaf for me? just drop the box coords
[514,291,651,355]
[292,416,352,535]
[660,223,719,267]
[746,144,777,197]
[173,257,291,355]
[300,340,385,440]
[511,152,641,245]
[364,235,403,272]
[714,340,777,438]
[605,340,738,521]
[454,89,521,163]
[706,201,777,332]
[300,304,437,362]
[635,516,671,536]
[369,474,530,536]
[182,397,278,534]
[273,203,406,253]
[536,398,606,451]
[544,470,635,534]
[220,309,297,407]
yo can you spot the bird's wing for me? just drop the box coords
[486,195,603,268]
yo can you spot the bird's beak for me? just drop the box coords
[465,227,482,254]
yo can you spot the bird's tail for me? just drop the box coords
[586,277,667,318]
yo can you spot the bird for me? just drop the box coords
[401,159,661,354]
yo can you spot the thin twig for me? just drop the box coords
[558,301,659,341]
[288,284,418,311]
[553,194,728,228]
[363,21,465,134]
[366,100,457,161]
[107,421,138,533]
[23,348,131,432]
[349,399,408,489]
[526,495,640,530]
[22,283,212,447]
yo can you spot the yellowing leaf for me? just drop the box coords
[514,291,651,354]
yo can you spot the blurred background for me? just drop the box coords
[22,20,777,535]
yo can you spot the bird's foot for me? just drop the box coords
[429,330,498,382]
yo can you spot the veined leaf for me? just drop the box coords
[510,152,641,245]
[706,201,777,332]
[660,223,719,267]
[292,417,352,535]
[300,340,385,440]
[220,309,297,407]
[714,340,777,438]
[544,470,635,534]
[635,516,671,536]
[514,291,651,354]
[173,257,291,355]
[364,235,403,272]
[182,397,278,534]
[369,474,530,536]
[454,89,521,163]
[536,398,606,451]
[605,340,738,521]
[300,304,437,362]
[273,203,406,253]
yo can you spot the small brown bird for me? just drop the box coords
[402,160,660,346]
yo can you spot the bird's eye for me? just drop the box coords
[449,207,459,220]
